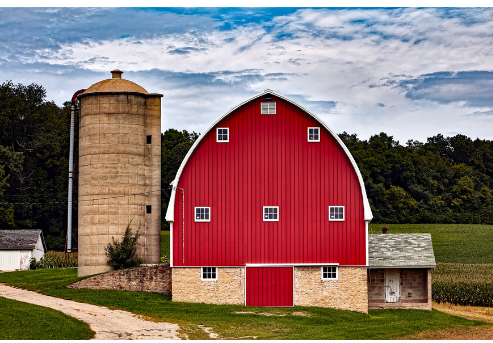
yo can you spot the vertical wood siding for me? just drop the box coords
[173,95,366,266]
[246,267,293,307]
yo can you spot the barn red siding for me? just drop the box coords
[173,95,366,267]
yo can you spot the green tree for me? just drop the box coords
[0,145,23,228]
[0,81,74,249]
[161,129,199,230]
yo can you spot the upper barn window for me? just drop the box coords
[195,207,211,222]
[261,102,276,115]
[263,206,279,221]
[308,127,320,142]
[216,128,229,142]
[329,206,345,221]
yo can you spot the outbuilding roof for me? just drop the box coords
[368,233,436,268]
[0,230,45,251]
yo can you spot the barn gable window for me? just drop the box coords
[321,266,338,280]
[329,206,345,221]
[263,206,279,221]
[216,128,229,142]
[308,127,320,142]
[261,102,276,114]
[201,267,217,281]
[195,207,210,222]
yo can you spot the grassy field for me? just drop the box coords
[0,268,489,340]
[369,223,493,264]
[161,230,170,258]
[0,295,94,340]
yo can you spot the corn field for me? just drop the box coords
[432,263,493,307]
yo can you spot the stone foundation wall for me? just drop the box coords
[295,266,368,313]
[172,267,245,305]
[68,265,171,295]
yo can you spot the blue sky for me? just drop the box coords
[1,6,493,143]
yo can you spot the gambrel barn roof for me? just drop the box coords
[166,89,373,223]
[368,233,436,268]
[0,230,46,251]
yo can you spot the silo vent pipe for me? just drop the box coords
[67,89,86,253]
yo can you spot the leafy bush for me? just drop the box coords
[29,257,38,270]
[104,222,142,270]
[433,281,493,307]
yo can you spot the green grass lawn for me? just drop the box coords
[0,268,490,340]
[369,223,493,264]
[0,295,94,340]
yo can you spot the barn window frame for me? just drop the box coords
[201,267,218,281]
[329,206,345,221]
[307,127,320,142]
[216,128,229,142]
[261,102,276,115]
[321,266,338,280]
[195,207,211,222]
[263,206,279,221]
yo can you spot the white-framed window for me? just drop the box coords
[201,267,217,281]
[216,128,229,142]
[261,102,276,114]
[263,206,279,221]
[308,127,320,142]
[329,206,345,221]
[195,207,211,222]
[321,266,338,280]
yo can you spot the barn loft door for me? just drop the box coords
[246,267,294,307]
[385,269,401,303]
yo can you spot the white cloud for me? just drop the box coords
[6,8,493,142]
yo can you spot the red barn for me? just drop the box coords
[166,90,373,312]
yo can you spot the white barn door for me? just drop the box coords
[385,269,400,303]
[0,250,21,271]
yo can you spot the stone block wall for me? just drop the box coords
[172,267,245,305]
[68,265,171,295]
[368,268,432,310]
[295,266,368,313]
[368,268,385,302]
[401,268,428,302]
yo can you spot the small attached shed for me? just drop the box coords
[0,230,46,271]
[367,233,436,310]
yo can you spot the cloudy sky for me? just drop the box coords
[1,6,493,143]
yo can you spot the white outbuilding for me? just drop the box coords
[0,230,46,271]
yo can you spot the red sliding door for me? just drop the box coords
[246,267,293,307]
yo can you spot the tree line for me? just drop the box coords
[1,81,492,250]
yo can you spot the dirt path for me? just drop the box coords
[0,283,183,340]
[404,302,493,340]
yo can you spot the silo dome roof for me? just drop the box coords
[83,69,149,95]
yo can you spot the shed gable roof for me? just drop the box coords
[165,89,373,222]
[368,233,436,268]
[0,230,44,250]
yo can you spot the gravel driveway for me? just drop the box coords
[0,283,182,340]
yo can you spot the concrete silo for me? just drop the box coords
[77,70,162,277]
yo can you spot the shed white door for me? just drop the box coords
[385,270,400,303]
[0,250,21,271]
